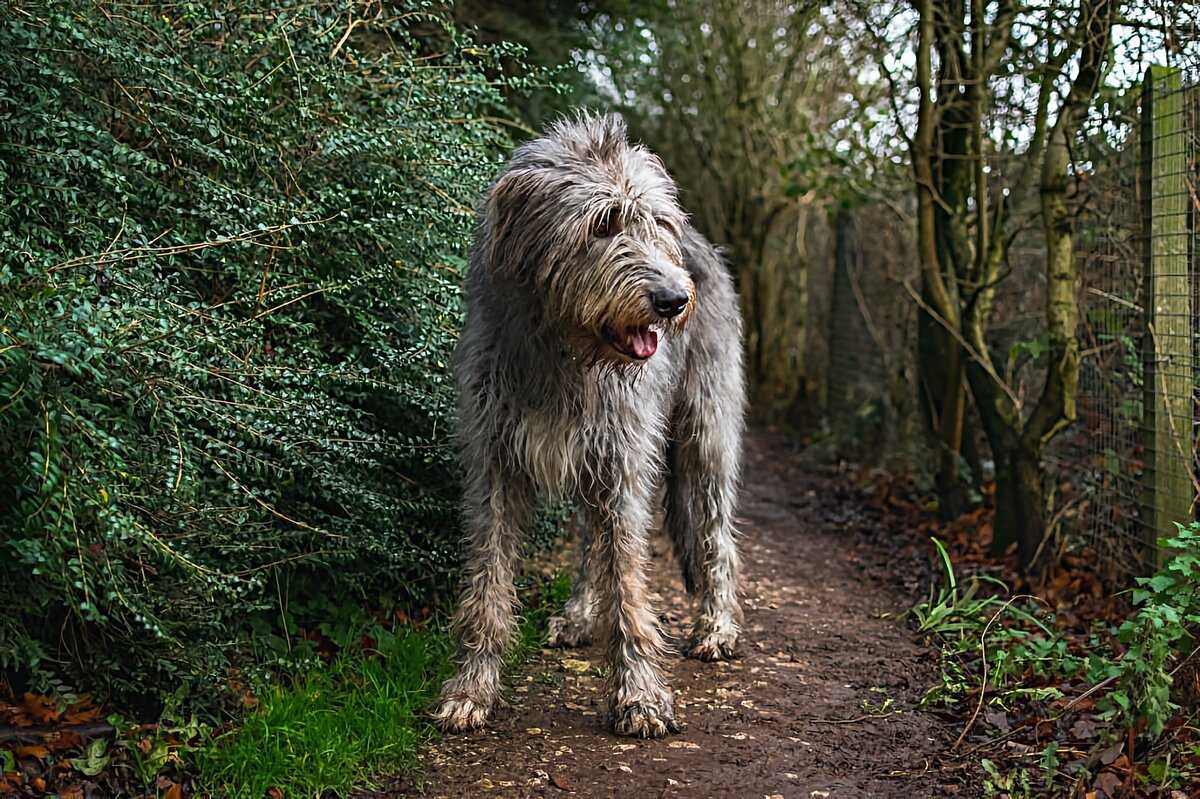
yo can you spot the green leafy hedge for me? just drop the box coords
[0,1,529,704]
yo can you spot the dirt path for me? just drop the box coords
[381,433,969,798]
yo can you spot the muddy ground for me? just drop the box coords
[374,432,974,798]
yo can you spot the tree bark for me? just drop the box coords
[993,440,1046,566]
[981,0,1115,573]
[911,0,975,516]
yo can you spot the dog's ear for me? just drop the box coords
[482,170,524,277]
[483,168,553,280]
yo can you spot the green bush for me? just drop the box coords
[0,1,530,705]
[1096,522,1200,739]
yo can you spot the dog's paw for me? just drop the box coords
[687,627,738,662]
[431,694,491,733]
[610,697,682,739]
[546,614,593,648]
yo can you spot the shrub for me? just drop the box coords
[1097,522,1200,739]
[0,0,531,705]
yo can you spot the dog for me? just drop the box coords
[432,112,745,738]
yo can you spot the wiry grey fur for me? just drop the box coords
[432,113,746,739]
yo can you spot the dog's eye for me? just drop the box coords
[593,212,621,239]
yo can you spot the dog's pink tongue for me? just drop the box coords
[629,327,658,358]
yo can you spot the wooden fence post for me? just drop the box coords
[1140,65,1194,568]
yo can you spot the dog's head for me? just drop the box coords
[480,112,694,365]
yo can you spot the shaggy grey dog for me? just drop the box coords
[432,113,745,739]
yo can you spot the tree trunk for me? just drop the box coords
[992,440,1045,569]
[918,291,971,519]
[910,0,977,519]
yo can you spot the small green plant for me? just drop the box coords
[911,537,1005,638]
[911,537,1078,704]
[915,524,1200,794]
[1039,741,1060,793]
[980,759,1032,799]
[1099,522,1200,739]
[859,687,895,716]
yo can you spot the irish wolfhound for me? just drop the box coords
[432,113,745,739]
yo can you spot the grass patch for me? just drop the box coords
[511,570,574,667]
[194,626,452,798]
[194,571,572,798]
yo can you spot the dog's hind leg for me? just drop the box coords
[432,461,533,732]
[546,523,596,648]
[664,377,744,662]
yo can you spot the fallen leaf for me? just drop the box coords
[560,659,591,674]
[163,782,182,799]
[1094,770,1121,798]
[1098,741,1123,765]
[1069,716,1099,739]
[550,773,574,791]
[266,788,284,799]
[983,710,1010,731]
[63,705,101,724]
[22,693,59,723]
[15,744,49,760]
[55,731,84,750]
[57,786,84,799]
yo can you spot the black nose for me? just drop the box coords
[650,288,689,318]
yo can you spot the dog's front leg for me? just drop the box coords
[432,464,533,732]
[590,480,679,738]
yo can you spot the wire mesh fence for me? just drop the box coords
[1053,78,1149,576]
[817,64,1199,582]
[1068,66,1199,574]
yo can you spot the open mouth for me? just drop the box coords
[603,324,659,360]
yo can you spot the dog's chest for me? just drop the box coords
[508,365,673,496]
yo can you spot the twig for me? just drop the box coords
[953,594,1039,750]
[329,11,364,60]
[0,722,115,744]
[959,663,1121,756]
[1086,286,1143,313]
[47,216,334,273]
[1169,643,1200,677]
[802,711,900,725]
[900,277,1023,410]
